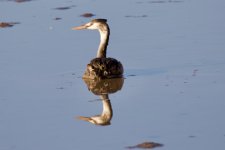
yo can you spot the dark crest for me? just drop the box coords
[92,18,107,23]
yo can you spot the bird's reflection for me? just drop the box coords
[77,78,124,126]
[77,94,112,126]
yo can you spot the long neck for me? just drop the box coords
[97,25,110,58]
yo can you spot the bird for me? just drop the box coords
[72,19,123,80]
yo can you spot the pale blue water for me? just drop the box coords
[1,0,225,149]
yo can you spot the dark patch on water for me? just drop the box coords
[80,13,95,18]
[54,17,62,20]
[54,5,76,10]
[126,141,163,149]
[188,135,196,138]
[0,22,20,28]
[127,74,136,77]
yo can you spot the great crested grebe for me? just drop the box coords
[72,19,123,80]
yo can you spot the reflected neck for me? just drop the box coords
[100,94,112,119]
[97,25,110,58]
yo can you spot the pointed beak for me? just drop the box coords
[72,24,87,30]
[77,116,92,122]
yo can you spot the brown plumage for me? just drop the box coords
[83,57,123,79]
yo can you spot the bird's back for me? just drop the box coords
[83,57,123,80]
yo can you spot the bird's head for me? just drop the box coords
[72,19,108,31]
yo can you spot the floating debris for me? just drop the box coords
[80,13,95,18]
[0,22,13,28]
[54,5,75,10]
[0,22,20,28]
[126,141,163,149]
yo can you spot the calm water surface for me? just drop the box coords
[1,0,225,149]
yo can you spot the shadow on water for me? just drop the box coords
[77,78,124,126]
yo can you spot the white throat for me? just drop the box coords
[97,29,109,58]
